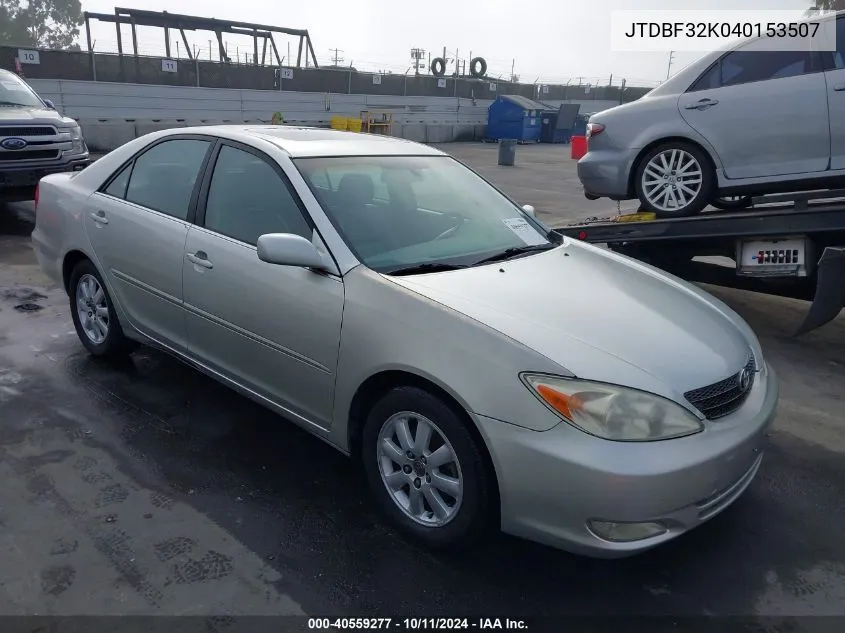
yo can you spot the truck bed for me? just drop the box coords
[555,190,845,245]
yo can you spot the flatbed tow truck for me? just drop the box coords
[554,190,845,336]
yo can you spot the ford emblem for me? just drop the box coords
[1,137,27,150]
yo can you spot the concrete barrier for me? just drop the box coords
[80,122,137,152]
[452,125,477,142]
[78,119,473,152]
[400,124,427,143]
[135,121,188,137]
[425,125,453,144]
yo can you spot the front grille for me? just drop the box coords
[0,125,57,137]
[684,354,756,420]
[0,150,60,161]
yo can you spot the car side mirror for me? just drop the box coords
[256,233,328,270]
[43,99,56,110]
[522,204,536,217]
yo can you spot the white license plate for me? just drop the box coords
[737,238,808,277]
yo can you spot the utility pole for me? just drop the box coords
[329,48,344,66]
[510,58,515,82]
[666,51,675,79]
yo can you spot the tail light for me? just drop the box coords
[34,182,39,211]
[586,123,605,139]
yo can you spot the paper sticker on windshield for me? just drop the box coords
[502,218,547,246]
[1,81,24,91]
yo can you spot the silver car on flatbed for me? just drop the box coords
[31,125,778,557]
[578,11,845,217]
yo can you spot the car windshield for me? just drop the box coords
[293,155,554,273]
[0,72,44,108]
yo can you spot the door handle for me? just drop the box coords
[90,210,108,225]
[685,99,719,110]
[186,251,213,269]
[834,84,845,92]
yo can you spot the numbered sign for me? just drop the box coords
[437,78,447,88]
[161,59,178,73]
[373,75,382,85]
[18,49,40,65]
[489,82,497,91]
[279,67,294,80]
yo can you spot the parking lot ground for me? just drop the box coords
[1,143,844,620]
[431,142,602,226]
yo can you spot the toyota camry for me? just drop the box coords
[31,126,778,557]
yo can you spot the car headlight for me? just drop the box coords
[63,123,85,153]
[520,373,704,441]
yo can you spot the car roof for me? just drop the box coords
[176,124,448,158]
[647,9,845,98]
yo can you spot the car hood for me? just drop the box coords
[384,240,753,408]
[0,106,63,123]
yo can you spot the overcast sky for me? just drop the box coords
[80,0,811,87]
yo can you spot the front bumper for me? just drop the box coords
[0,155,90,200]
[476,362,778,558]
[576,147,639,200]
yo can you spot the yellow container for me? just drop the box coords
[347,118,363,133]
[330,116,348,130]
[613,211,657,223]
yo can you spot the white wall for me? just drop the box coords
[27,79,618,151]
[29,79,492,125]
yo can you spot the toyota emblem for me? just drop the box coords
[0,137,27,150]
[738,367,752,392]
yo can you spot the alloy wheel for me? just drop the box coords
[76,273,110,345]
[641,149,703,213]
[376,411,464,527]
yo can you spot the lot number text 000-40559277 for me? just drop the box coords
[307,618,529,630]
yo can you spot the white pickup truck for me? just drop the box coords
[0,68,90,202]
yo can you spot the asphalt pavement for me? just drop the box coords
[0,143,843,622]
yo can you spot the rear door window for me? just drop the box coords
[124,139,211,220]
[688,63,721,92]
[720,50,817,87]
[103,163,132,199]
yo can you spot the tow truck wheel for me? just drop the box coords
[634,142,715,218]
[711,195,752,210]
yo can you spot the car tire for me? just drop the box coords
[361,385,494,550]
[711,195,752,210]
[634,141,715,218]
[69,259,135,359]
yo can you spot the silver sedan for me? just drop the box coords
[31,125,778,557]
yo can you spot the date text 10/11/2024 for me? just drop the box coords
[308,618,528,630]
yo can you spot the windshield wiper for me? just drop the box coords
[0,101,30,107]
[383,262,469,276]
[471,243,556,266]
